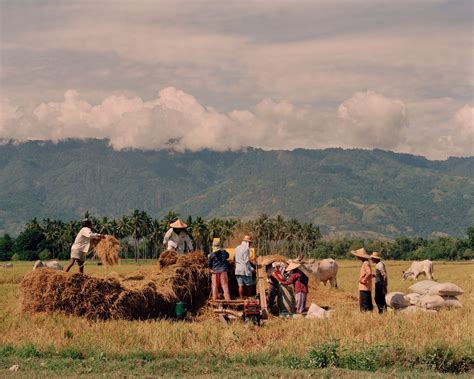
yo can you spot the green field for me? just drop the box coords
[1,260,473,377]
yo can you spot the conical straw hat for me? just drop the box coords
[242,235,253,243]
[170,219,187,228]
[285,262,301,272]
[350,247,370,259]
[370,251,382,260]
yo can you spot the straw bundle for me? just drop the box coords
[21,251,210,320]
[158,250,178,268]
[94,235,120,266]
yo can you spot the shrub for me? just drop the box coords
[10,253,20,261]
[59,347,85,360]
[39,249,52,260]
[0,344,15,357]
[338,346,379,372]
[307,340,339,368]
[17,343,40,358]
[422,344,474,373]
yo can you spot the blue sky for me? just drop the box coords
[0,0,472,158]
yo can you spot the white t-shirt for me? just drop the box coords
[71,227,100,253]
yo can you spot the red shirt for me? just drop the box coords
[284,270,309,294]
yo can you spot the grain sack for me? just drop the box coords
[419,294,445,310]
[385,292,410,309]
[428,283,464,297]
[408,280,437,295]
[442,296,463,308]
[306,303,329,319]
[405,293,422,306]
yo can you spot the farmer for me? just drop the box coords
[282,262,309,314]
[371,251,388,314]
[65,218,103,273]
[163,219,194,253]
[267,261,286,311]
[351,247,374,312]
[234,235,255,299]
[208,238,231,301]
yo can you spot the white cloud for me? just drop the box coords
[337,91,408,150]
[1,87,472,159]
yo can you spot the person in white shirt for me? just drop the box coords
[65,219,103,273]
[162,219,194,253]
[234,235,255,299]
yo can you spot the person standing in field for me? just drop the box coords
[267,261,287,311]
[351,247,374,312]
[282,262,309,314]
[208,238,231,301]
[163,219,194,253]
[65,218,103,274]
[371,251,388,314]
[234,235,255,299]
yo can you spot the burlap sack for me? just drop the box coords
[397,305,420,314]
[385,292,410,309]
[306,303,329,319]
[408,280,437,295]
[442,296,463,308]
[419,294,445,310]
[428,283,464,297]
[405,293,422,306]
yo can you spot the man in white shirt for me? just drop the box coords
[65,218,103,273]
[234,235,255,299]
[162,219,194,253]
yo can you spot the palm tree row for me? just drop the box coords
[26,210,322,260]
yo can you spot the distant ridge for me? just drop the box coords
[0,139,472,237]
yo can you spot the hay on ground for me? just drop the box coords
[158,250,179,268]
[94,235,120,266]
[21,251,210,320]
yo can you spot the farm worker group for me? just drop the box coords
[351,248,388,313]
[65,218,104,273]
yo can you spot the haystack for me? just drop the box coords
[21,251,210,320]
[94,235,120,266]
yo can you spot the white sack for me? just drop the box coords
[428,283,464,297]
[306,303,329,319]
[385,292,410,309]
[441,296,463,308]
[420,294,445,310]
[408,280,438,295]
[405,293,422,306]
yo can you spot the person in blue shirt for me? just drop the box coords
[208,238,231,301]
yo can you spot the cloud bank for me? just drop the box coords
[1,88,471,159]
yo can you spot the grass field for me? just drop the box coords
[1,259,473,377]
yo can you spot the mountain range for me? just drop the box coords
[0,139,473,238]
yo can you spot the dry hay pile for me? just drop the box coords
[94,235,120,266]
[21,251,210,320]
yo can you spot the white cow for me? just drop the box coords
[33,260,63,271]
[402,260,434,280]
[1,263,13,268]
[291,258,339,288]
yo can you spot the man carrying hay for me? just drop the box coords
[65,218,103,273]
[163,219,194,253]
[208,238,231,301]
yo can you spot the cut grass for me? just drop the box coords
[1,260,473,376]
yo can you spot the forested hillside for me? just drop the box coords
[0,139,472,237]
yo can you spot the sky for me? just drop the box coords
[0,0,472,159]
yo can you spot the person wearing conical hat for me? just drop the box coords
[234,235,255,299]
[163,219,194,253]
[208,238,231,301]
[282,262,309,314]
[371,251,388,314]
[351,247,373,312]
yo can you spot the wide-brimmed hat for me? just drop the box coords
[82,218,92,227]
[212,237,221,252]
[170,219,187,228]
[285,262,301,272]
[242,235,253,243]
[350,247,370,259]
[370,251,382,260]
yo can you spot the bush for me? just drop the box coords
[59,347,85,360]
[39,249,52,260]
[10,253,20,261]
[17,343,40,358]
[0,344,15,357]
[338,346,379,372]
[422,344,474,373]
[307,340,339,368]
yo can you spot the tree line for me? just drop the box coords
[0,210,472,261]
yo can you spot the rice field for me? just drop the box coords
[1,259,473,377]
